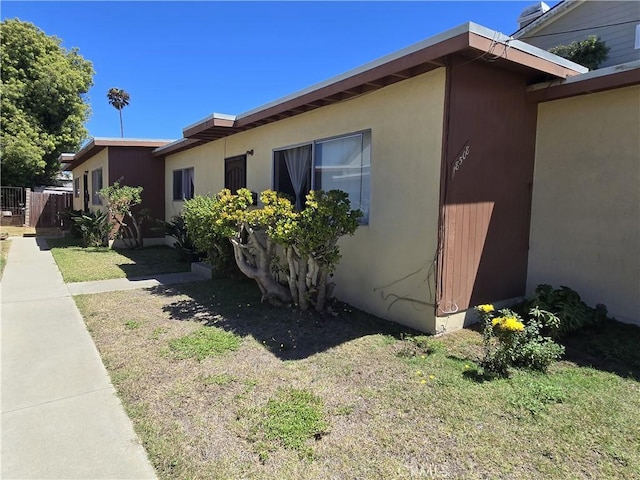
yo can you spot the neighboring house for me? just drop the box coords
[64,137,173,242]
[526,61,640,326]
[514,0,640,68]
[152,22,589,334]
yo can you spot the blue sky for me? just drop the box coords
[2,1,559,142]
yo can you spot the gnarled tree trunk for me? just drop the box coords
[229,224,292,306]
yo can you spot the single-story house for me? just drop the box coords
[151,22,599,334]
[65,137,173,243]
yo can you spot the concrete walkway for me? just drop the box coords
[0,237,205,479]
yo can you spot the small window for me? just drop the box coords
[224,155,247,194]
[315,131,371,223]
[91,168,103,205]
[272,131,371,222]
[74,178,80,198]
[173,167,194,201]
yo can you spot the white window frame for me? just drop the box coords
[272,130,371,223]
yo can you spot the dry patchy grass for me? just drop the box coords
[75,279,640,480]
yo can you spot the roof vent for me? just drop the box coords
[517,2,550,29]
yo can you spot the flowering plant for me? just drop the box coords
[474,304,564,377]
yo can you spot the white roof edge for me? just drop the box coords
[182,112,237,133]
[236,22,586,121]
[513,0,584,39]
[72,137,175,160]
[527,60,640,91]
[183,21,587,135]
[89,137,176,143]
[469,22,587,72]
[236,22,474,121]
[153,137,198,154]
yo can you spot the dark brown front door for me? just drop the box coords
[225,155,247,194]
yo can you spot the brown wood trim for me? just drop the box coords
[436,59,454,316]
[526,68,640,103]
[468,33,582,79]
[183,116,236,139]
[174,28,587,158]
[71,138,171,168]
[235,33,470,130]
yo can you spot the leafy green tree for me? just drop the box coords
[106,87,130,138]
[99,181,146,248]
[549,36,610,70]
[0,19,94,186]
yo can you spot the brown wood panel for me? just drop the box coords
[108,147,166,237]
[436,57,538,316]
[28,192,72,228]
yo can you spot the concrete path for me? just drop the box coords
[1,237,167,479]
[67,271,204,296]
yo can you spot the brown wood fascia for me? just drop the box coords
[526,68,640,103]
[71,139,171,168]
[233,33,467,131]
[467,33,583,79]
[176,29,585,154]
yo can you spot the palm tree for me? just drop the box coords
[107,88,130,137]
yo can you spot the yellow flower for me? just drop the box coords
[420,379,426,384]
[502,317,525,332]
[464,364,470,369]
[477,304,495,313]
[492,316,525,332]
[415,370,423,376]
[429,375,435,380]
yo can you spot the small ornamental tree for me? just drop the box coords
[182,188,362,311]
[99,181,146,248]
[549,35,610,70]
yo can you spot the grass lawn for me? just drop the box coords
[47,237,190,283]
[75,278,640,480]
[0,239,11,279]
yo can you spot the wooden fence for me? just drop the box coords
[27,190,73,228]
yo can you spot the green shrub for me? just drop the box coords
[164,215,201,262]
[549,35,610,70]
[475,304,564,377]
[525,284,609,338]
[181,195,235,272]
[70,209,111,247]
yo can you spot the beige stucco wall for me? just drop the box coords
[71,148,109,212]
[165,68,447,332]
[528,85,640,325]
